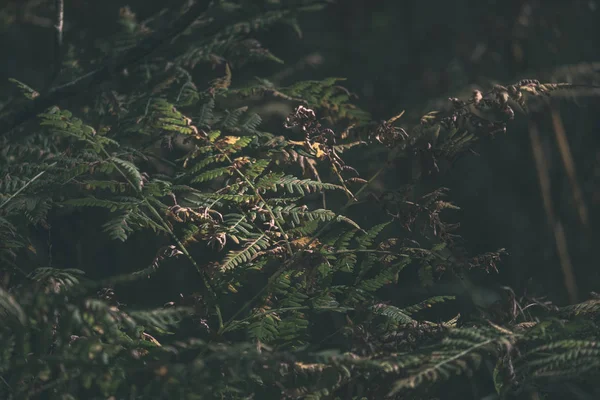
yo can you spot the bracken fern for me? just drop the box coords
[0,1,599,399]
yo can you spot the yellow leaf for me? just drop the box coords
[387,110,405,125]
[28,244,37,254]
[223,136,240,145]
[292,236,310,247]
[310,142,325,159]
[227,283,239,293]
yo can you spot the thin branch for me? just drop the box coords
[49,0,64,88]
[528,115,578,304]
[0,162,57,209]
[550,107,588,227]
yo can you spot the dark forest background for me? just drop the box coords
[1,3,600,399]
[3,0,599,306]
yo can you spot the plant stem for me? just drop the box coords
[104,150,223,329]
[0,162,57,209]
[218,164,386,335]
[215,147,294,257]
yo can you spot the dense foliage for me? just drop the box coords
[1,1,599,399]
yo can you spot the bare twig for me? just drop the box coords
[49,0,65,88]
[528,115,578,304]
[0,162,57,210]
[550,107,588,227]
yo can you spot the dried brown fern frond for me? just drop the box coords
[282,105,361,191]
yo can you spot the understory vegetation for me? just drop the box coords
[1,1,599,399]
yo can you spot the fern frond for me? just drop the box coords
[389,327,516,395]
[256,173,349,196]
[190,166,232,183]
[110,157,144,191]
[248,312,279,342]
[62,196,141,212]
[372,304,415,324]
[401,296,456,315]
[29,267,85,293]
[356,222,390,250]
[221,234,270,271]
[0,287,26,326]
[560,299,600,317]
[129,307,193,334]
[8,78,39,100]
